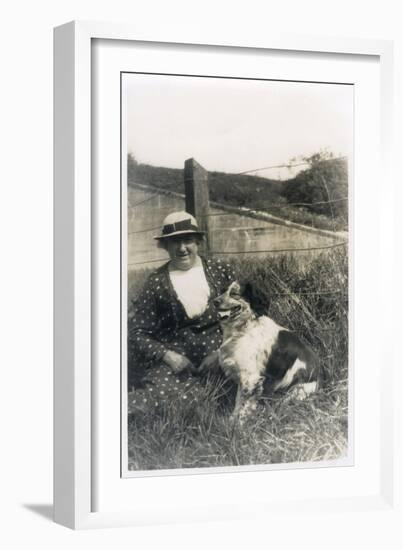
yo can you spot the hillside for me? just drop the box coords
[127,154,348,232]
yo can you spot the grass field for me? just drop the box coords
[127,248,349,471]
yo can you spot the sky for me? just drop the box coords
[123,73,353,179]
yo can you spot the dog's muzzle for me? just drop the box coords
[217,305,242,320]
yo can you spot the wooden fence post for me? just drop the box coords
[184,158,210,254]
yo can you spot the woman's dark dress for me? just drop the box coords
[128,257,235,413]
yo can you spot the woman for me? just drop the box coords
[128,211,235,413]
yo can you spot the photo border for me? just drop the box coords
[120,69,353,478]
[54,21,394,529]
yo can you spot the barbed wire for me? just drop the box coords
[234,155,348,176]
[127,159,348,265]
[270,289,347,297]
[127,197,348,236]
[128,224,161,236]
[129,194,160,208]
[202,197,348,219]
[127,240,347,267]
[128,257,167,267]
[211,241,347,256]
[129,195,348,213]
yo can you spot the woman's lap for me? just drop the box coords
[128,362,204,415]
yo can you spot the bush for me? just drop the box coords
[282,152,348,230]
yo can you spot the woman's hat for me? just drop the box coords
[154,211,205,240]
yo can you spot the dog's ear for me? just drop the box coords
[242,282,270,316]
[241,282,254,300]
[230,281,241,295]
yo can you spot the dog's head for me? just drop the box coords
[213,281,253,325]
[214,281,270,325]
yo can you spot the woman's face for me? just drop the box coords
[164,234,199,270]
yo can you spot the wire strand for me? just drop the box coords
[211,241,347,255]
[201,197,348,218]
[128,225,161,236]
[127,197,348,235]
[271,289,347,297]
[129,194,160,208]
[127,241,347,266]
[128,257,167,267]
[234,155,347,176]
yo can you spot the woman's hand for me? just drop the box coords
[163,350,195,374]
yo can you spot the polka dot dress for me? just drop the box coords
[128,362,203,414]
[128,257,235,414]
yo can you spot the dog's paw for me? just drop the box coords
[286,382,318,401]
[199,351,220,373]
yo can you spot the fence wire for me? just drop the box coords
[234,155,347,176]
[128,198,348,236]
[127,157,348,268]
[127,240,347,267]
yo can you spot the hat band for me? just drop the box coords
[162,219,199,235]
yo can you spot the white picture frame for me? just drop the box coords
[54,21,395,529]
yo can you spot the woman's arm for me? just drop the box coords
[129,275,195,373]
[162,349,195,373]
[128,276,168,364]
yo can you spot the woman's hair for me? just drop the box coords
[157,234,204,250]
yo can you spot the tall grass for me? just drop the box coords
[230,249,348,384]
[127,249,349,471]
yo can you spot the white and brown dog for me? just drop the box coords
[204,281,321,421]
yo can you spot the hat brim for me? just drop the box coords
[153,229,205,240]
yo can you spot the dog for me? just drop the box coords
[203,281,321,422]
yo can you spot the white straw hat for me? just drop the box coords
[154,211,205,240]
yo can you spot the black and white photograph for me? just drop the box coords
[3,0,398,540]
[122,72,352,474]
